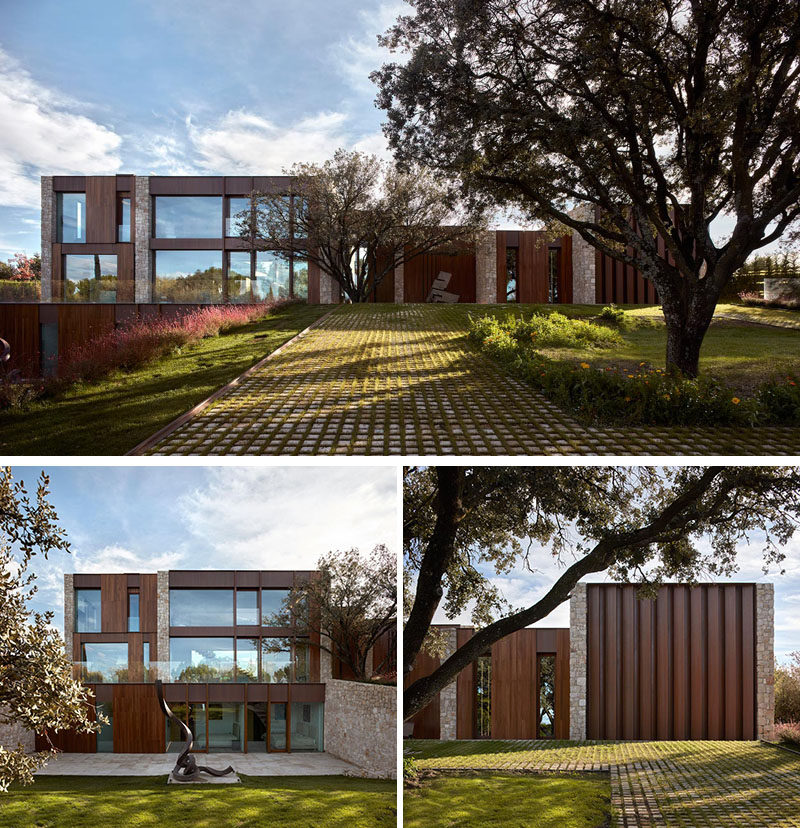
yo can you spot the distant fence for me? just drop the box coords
[0,303,227,376]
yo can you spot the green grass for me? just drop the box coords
[0,303,329,455]
[403,772,610,828]
[0,774,396,828]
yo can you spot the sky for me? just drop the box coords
[10,464,397,636]
[431,516,800,664]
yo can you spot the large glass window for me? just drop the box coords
[57,193,86,243]
[227,197,251,236]
[75,589,101,632]
[236,590,258,625]
[81,642,128,683]
[246,701,267,752]
[293,256,309,299]
[261,639,291,683]
[255,251,290,300]
[228,251,253,304]
[506,247,518,302]
[154,250,223,303]
[170,637,235,682]
[118,196,131,242]
[294,638,310,683]
[270,703,287,750]
[64,254,118,303]
[165,702,207,752]
[96,701,113,752]
[154,196,222,238]
[208,702,244,752]
[290,702,323,751]
[236,638,259,682]
[261,589,290,625]
[169,589,233,626]
[128,592,139,632]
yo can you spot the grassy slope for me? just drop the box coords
[0,775,396,828]
[404,773,610,828]
[0,303,329,456]
[463,303,800,393]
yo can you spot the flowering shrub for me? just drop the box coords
[739,291,800,310]
[776,652,800,724]
[775,722,800,747]
[469,313,799,426]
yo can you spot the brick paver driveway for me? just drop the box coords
[141,305,800,455]
[404,739,800,827]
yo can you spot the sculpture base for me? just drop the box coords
[167,772,241,785]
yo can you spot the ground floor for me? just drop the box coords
[405,739,800,827]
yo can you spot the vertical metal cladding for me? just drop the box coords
[586,583,759,741]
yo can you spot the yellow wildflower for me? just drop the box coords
[580,362,590,369]
[732,397,740,404]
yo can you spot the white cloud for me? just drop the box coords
[0,47,122,208]
[71,544,185,575]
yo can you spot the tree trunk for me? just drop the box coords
[661,290,717,378]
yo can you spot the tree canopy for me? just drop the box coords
[375,0,800,376]
[236,149,485,303]
[403,465,800,719]
[0,468,99,791]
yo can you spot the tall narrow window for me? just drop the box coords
[118,195,131,242]
[236,589,259,625]
[75,589,101,632]
[506,247,518,302]
[476,654,492,737]
[128,591,140,632]
[57,193,86,243]
[143,641,151,681]
[548,248,560,304]
[537,654,556,738]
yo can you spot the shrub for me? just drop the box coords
[403,758,420,782]
[0,279,40,302]
[739,291,800,311]
[775,722,800,747]
[598,304,626,326]
[470,311,624,352]
[776,653,800,723]
[469,314,798,426]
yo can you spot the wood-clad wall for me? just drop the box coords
[403,249,476,303]
[405,650,441,738]
[112,684,165,753]
[100,574,128,633]
[490,628,570,740]
[456,628,476,739]
[495,232,573,304]
[139,574,158,635]
[86,177,117,244]
[0,304,39,373]
[586,584,757,741]
[594,248,658,304]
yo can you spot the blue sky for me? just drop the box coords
[10,464,396,635]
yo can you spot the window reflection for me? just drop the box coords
[58,193,86,243]
[290,702,323,751]
[255,251,290,300]
[294,637,310,682]
[64,254,118,303]
[292,257,309,299]
[81,642,129,683]
[208,702,244,752]
[261,638,291,683]
[154,251,223,303]
[118,196,131,242]
[170,589,233,626]
[169,637,235,682]
[227,197,251,236]
[261,589,290,624]
[228,252,253,304]
[154,196,222,238]
[236,638,259,682]
[236,589,259,625]
[75,589,101,632]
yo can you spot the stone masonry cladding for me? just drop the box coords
[568,204,597,304]
[756,583,775,741]
[156,570,170,679]
[134,176,152,302]
[439,626,458,740]
[63,573,74,667]
[40,177,55,301]
[475,231,497,304]
[569,583,588,740]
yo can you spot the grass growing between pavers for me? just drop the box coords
[0,774,396,828]
[0,303,329,456]
[403,772,611,828]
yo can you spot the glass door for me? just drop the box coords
[269,702,288,751]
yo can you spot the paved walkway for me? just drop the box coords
[404,740,800,827]
[143,305,800,455]
[35,751,361,777]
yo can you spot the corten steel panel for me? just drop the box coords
[0,304,40,374]
[139,574,158,634]
[289,684,325,703]
[496,230,507,302]
[586,583,758,740]
[170,570,235,588]
[86,177,117,244]
[127,575,140,588]
[224,177,254,195]
[59,243,118,255]
[253,176,293,193]
[270,684,289,702]
[113,684,164,753]
[164,683,186,703]
[100,574,128,633]
[559,235,573,303]
[150,238,224,250]
[307,259,321,303]
[554,629,571,739]
[187,684,207,703]
[208,684,245,703]
[404,650,441,738]
[403,248,476,303]
[53,176,86,191]
[455,627,476,739]
[518,231,548,303]
[248,684,269,702]
[149,176,224,195]
[115,175,134,191]
[262,571,296,588]
[236,571,260,588]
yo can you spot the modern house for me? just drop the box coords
[406,583,775,742]
[38,569,396,772]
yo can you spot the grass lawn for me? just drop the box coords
[0,303,329,455]
[404,772,610,828]
[465,302,800,393]
[0,774,396,828]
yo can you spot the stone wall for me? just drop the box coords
[393,262,404,303]
[475,231,497,303]
[0,710,35,754]
[323,678,396,778]
[157,570,170,679]
[438,627,458,740]
[568,204,597,304]
[756,583,775,741]
[63,573,74,663]
[40,177,56,302]
[134,176,152,302]
[569,583,588,741]
[319,270,340,304]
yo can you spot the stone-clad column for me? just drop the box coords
[475,231,497,304]
[157,570,170,680]
[134,176,152,302]
[393,262,404,304]
[756,583,775,741]
[569,583,588,741]
[320,633,333,681]
[63,573,74,662]
[569,204,597,304]
[439,626,458,740]
[40,177,56,301]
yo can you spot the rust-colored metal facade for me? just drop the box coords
[586,583,759,741]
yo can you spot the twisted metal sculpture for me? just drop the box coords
[1,337,9,364]
[155,680,235,782]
